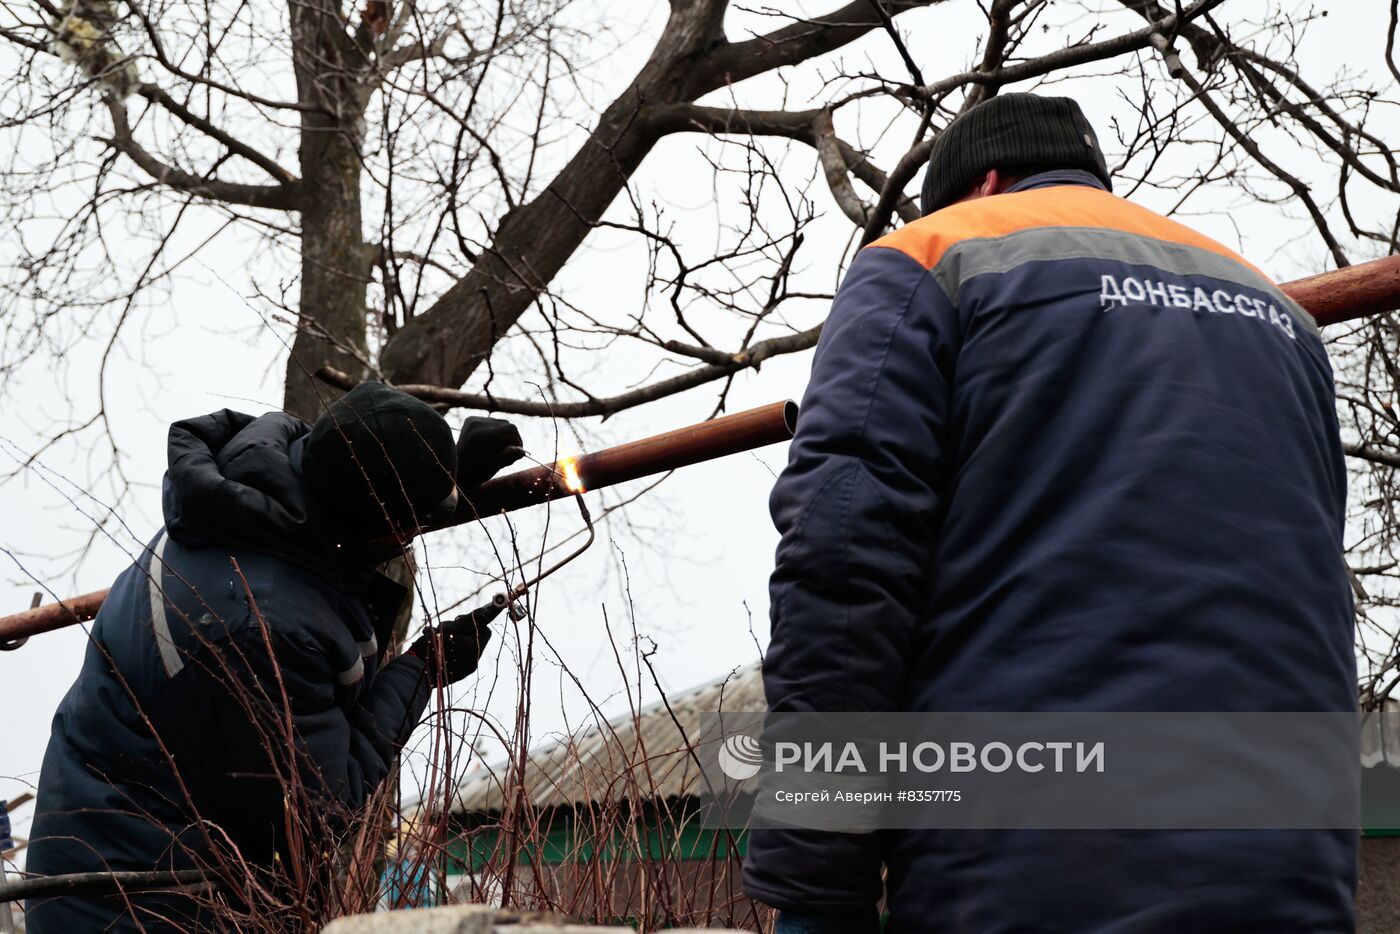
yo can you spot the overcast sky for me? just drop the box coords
[2,0,1393,859]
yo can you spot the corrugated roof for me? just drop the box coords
[440,664,1400,818]
[444,662,765,816]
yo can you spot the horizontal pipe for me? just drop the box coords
[0,401,798,648]
[458,399,798,520]
[1284,255,1400,327]
[0,590,107,647]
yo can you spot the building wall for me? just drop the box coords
[451,816,1400,931]
[446,814,753,929]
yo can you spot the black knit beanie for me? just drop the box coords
[920,93,1111,215]
[301,381,457,540]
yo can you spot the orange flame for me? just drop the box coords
[559,456,586,493]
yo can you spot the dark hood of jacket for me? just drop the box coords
[162,409,402,577]
[164,409,320,553]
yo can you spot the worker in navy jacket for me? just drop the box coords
[25,382,524,931]
[743,94,1357,932]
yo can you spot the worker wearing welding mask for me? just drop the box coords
[746,94,1356,932]
[24,381,524,932]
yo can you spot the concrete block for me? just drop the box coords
[1360,835,1400,934]
[320,904,645,933]
[322,904,495,934]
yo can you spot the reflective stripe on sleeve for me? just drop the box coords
[337,656,365,686]
[149,530,185,678]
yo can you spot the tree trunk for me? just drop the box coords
[285,134,370,421]
[283,2,371,422]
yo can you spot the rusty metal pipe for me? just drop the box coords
[457,399,798,521]
[0,590,106,649]
[1283,255,1400,327]
[0,400,798,648]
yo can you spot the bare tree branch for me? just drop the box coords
[1148,33,1351,268]
[642,102,920,221]
[103,98,297,209]
[707,0,946,89]
[135,85,297,185]
[321,319,820,417]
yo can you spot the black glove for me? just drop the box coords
[408,603,500,686]
[456,417,525,490]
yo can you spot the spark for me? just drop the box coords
[559,456,585,493]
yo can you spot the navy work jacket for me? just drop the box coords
[25,410,430,932]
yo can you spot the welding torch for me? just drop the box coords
[488,492,595,621]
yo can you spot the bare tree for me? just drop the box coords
[3,3,1400,679]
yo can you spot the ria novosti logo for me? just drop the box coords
[718,732,763,780]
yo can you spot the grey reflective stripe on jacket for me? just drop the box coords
[338,656,365,686]
[148,529,184,677]
[930,225,1318,336]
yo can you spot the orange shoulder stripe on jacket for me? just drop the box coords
[871,185,1266,279]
